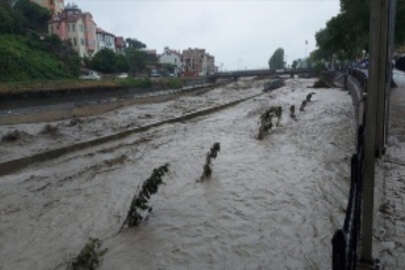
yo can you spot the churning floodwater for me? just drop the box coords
[0,79,355,270]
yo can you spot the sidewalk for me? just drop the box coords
[375,70,405,269]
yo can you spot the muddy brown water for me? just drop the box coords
[0,79,355,270]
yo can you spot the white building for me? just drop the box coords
[96,28,116,53]
[159,47,182,75]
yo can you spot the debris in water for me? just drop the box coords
[69,238,108,270]
[121,163,170,230]
[299,100,307,112]
[68,118,83,127]
[40,124,59,136]
[1,130,21,142]
[199,142,221,182]
[257,106,282,140]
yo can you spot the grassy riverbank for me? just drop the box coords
[0,77,185,96]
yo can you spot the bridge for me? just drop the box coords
[209,68,315,80]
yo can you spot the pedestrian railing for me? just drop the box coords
[332,68,368,270]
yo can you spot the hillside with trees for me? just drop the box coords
[0,0,80,82]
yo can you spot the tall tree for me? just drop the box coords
[125,48,149,74]
[314,0,405,61]
[126,38,146,50]
[268,48,285,70]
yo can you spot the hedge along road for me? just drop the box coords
[0,79,355,270]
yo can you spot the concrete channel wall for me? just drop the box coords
[0,81,231,125]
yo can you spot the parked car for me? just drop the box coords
[150,70,161,77]
[79,70,101,80]
[117,73,128,79]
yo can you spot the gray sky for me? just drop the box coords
[70,0,340,70]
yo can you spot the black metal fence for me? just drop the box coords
[332,69,368,270]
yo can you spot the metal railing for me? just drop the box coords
[332,69,368,270]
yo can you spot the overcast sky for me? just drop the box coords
[69,0,340,70]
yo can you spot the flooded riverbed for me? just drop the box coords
[0,79,355,270]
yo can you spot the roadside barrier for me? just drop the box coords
[332,69,368,270]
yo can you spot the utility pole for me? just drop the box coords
[360,0,396,267]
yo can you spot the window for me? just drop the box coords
[73,38,77,46]
[81,38,85,46]
[80,25,84,32]
[72,24,76,32]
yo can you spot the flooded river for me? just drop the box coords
[0,79,355,270]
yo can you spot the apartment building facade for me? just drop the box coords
[96,28,116,53]
[182,48,205,77]
[48,4,97,57]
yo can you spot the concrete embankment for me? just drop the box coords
[0,80,230,125]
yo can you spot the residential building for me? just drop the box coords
[182,48,205,77]
[115,37,126,54]
[30,0,64,14]
[201,53,216,76]
[81,12,97,56]
[48,4,97,57]
[182,48,216,77]
[96,28,116,53]
[159,47,182,75]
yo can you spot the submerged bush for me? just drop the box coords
[257,106,282,140]
[299,100,307,112]
[289,105,297,121]
[199,142,221,182]
[70,238,107,270]
[40,124,59,135]
[121,163,170,229]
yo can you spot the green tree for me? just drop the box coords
[268,48,285,70]
[126,48,149,74]
[315,0,405,62]
[90,49,118,73]
[0,1,23,34]
[89,49,129,74]
[14,0,51,33]
[115,54,129,73]
[292,59,300,69]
